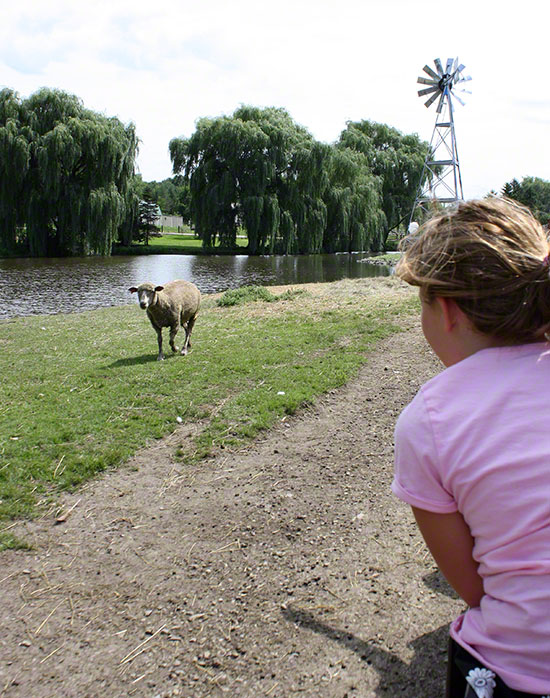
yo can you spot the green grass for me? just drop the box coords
[148,233,205,249]
[0,278,417,549]
[119,231,249,254]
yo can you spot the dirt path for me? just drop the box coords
[1,323,464,697]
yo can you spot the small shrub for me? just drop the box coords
[217,286,276,307]
[277,288,306,301]
[216,286,306,307]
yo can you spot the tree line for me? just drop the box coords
[501,177,550,226]
[1,87,548,257]
[169,106,431,254]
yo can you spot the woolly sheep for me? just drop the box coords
[129,280,201,361]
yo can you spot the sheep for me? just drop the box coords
[129,280,201,361]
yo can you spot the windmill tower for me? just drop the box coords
[409,57,471,227]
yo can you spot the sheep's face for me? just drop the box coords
[137,287,156,310]
[129,284,164,310]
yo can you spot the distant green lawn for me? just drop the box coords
[129,230,249,253]
[147,233,205,250]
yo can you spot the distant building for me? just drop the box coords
[159,215,184,228]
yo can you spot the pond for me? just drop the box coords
[0,252,393,319]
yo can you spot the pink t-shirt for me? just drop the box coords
[392,342,550,693]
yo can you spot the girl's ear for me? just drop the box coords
[435,297,466,333]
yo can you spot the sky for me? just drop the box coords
[1,0,549,200]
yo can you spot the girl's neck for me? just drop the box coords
[447,329,503,366]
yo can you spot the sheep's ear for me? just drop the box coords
[155,286,164,292]
[129,287,138,293]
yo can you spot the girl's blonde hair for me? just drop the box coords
[396,197,550,343]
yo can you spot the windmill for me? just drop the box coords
[409,57,471,228]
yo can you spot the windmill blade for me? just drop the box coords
[424,90,440,108]
[423,64,440,80]
[434,58,444,76]
[452,92,465,106]
[452,63,465,81]
[456,75,472,83]
[436,92,446,113]
[445,58,453,73]
[417,76,439,86]
[418,86,439,97]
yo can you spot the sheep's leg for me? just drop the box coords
[181,314,197,355]
[169,325,179,354]
[180,327,190,355]
[154,326,165,361]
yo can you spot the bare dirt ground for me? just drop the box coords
[0,313,464,697]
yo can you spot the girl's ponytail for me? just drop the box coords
[396,197,550,343]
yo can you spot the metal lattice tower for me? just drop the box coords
[409,57,471,228]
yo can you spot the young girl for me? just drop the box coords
[392,198,550,697]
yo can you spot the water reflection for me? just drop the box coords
[0,253,391,319]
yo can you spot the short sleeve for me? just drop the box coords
[392,389,457,513]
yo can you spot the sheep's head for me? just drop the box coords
[129,283,164,310]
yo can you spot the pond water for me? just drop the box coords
[0,253,393,319]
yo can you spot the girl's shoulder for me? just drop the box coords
[422,342,550,392]
[413,342,550,431]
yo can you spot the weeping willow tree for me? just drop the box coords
[171,112,264,250]
[0,89,29,251]
[236,107,334,255]
[0,88,138,256]
[337,121,429,243]
[117,176,141,247]
[322,148,385,253]
[170,106,337,254]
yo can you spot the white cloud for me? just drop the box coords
[1,0,549,198]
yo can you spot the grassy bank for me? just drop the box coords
[0,278,417,549]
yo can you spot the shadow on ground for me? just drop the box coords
[282,606,450,695]
[423,569,460,600]
[107,354,174,367]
